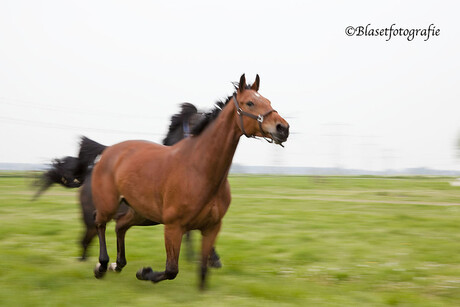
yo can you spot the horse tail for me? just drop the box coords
[33,137,107,200]
[78,136,107,168]
[32,156,84,200]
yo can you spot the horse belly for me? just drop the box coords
[118,185,164,224]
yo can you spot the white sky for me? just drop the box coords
[1,0,459,171]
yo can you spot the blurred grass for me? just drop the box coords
[1,173,460,306]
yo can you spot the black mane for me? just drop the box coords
[190,82,253,136]
[189,99,228,135]
[162,82,254,141]
[162,103,198,145]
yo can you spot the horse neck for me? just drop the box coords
[189,101,242,185]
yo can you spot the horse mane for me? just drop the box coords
[190,82,253,136]
[162,103,198,145]
[190,99,228,135]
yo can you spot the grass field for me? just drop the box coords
[1,174,460,306]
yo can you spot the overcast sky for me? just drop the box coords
[1,0,459,171]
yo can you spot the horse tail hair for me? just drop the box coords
[77,136,106,185]
[78,136,107,168]
[33,137,107,201]
[32,156,84,200]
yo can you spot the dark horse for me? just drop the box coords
[34,103,222,267]
[84,74,289,289]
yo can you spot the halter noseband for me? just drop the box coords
[232,93,278,144]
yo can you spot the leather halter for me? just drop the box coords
[182,120,191,138]
[232,93,278,143]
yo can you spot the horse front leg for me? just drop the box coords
[200,222,222,290]
[136,224,183,283]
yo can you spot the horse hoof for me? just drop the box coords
[94,263,106,279]
[136,267,153,281]
[208,258,222,269]
[108,263,119,272]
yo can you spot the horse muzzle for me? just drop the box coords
[270,123,289,145]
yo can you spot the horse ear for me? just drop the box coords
[238,74,246,92]
[251,74,260,91]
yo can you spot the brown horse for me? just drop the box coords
[85,74,289,289]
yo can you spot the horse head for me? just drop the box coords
[233,74,290,145]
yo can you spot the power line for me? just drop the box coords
[0,96,305,135]
[0,115,163,136]
[0,96,164,121]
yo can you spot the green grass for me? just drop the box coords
[1,174,460,306]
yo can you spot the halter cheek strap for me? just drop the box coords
[232,94,278,143]
[182,120,191,138]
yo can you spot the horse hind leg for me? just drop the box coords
[185,231,194,261]
[92,183,120,278]
[184,231,222,268]
[80,226,97,261]
[94,222,109,278]
[79,186,97,261]
[208,247,222,268]
[109,206,143,273]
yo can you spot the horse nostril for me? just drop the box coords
[276,124,289,136]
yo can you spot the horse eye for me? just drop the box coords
[247,101,254,107]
